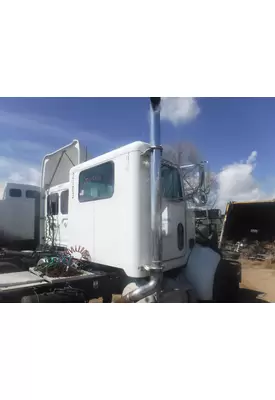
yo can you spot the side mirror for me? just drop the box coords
[193,191,207,206]
[192,195,201,205]
[180,160,208,206]
[200,192,207,205]
[193,164,207,205]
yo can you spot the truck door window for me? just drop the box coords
[79,161,114,202]
[47,193,59,215]
[161,164,183,200]
[61,190,69,214]
[9,188,22,198]
[26,190,39,199]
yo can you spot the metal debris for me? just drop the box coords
[224,240,275,262]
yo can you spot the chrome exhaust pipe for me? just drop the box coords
[121,98,163,303]
[150,98,163,270]
[122,271,161,303]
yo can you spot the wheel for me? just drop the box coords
[21,295,38,303]
[159,288,197,303]
[230,278,240,302]
[213,259,240,302]
[0,262,21,274]
[102,294,113,303]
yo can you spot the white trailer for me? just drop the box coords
[0,98,241,302]
[0,182,40,250]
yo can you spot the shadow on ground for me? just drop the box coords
[238,288,269,303]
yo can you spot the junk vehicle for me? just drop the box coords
[219,200,275,261]
[0,183,40,250]
[0,98,241,303]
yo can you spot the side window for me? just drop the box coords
[61,190,69,214]
[26,190,39,199]
[161,164,183,200]
[79,162,114,202]
[9,188,22,198]
[47,193,59,216]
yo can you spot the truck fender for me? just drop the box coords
[184,244,221,301]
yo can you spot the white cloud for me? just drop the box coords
[0,156,40,198]
[246,150,257,164]
[0,139,46,195]
[215,150,273,211]
[0,110,115,148]
[161,97,200,126]
[0,139,50,158]
[0,156,40,185]
[0,108,118,197]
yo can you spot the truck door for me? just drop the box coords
[59,189,69,247]
[45,189,69,248]
[45,192,59,247]
[161,162,187,267]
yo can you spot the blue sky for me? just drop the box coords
[0,97,274,206]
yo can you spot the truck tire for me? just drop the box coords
[213,259,240,302]
[102,294,113,303]
[0,261,21,274]
[21,296,36,303]
[159,288,197,303]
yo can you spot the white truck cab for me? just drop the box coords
[0,98,241,303]
[68,141,195,278]
[35,98,240,303]
[39,138,226,302]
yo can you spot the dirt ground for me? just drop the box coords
[90,260,275,303]
[239,259,275,303]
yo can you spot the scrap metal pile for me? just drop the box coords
[224,240,275,262]
[33,254,88,278]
